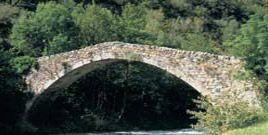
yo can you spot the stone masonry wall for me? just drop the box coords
[25,42,256,101]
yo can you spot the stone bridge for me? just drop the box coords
[25,42,256,100]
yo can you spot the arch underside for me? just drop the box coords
[44,59,204,95]
[34,52,209,96]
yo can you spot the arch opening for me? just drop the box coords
[39,56,206,97]
[27,61,202,134]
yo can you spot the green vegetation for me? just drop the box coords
[73,3,118,46]
[224,114,268,135]
[10,1,80,56]
[224,11,268,80]
[188,91,261,135]
[28,62,200,133]
[1,0,268,134]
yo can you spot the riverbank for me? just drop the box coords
[224,115,268,135]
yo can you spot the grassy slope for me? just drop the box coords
[224,120,268,135]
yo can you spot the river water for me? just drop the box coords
[60,129,205,135]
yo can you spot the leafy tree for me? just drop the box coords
[117,3,181,47]
[9,56,36,74]
[224,11,268,80]
[181,33,217,53]
[0,4,22,49]
[219,19,240,42]
[72,4,118,46]
[10,1,80,57]
[117,3,152,44]
[0,44,27,134]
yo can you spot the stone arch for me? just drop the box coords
[25,42,255,100]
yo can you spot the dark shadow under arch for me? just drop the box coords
[27,60,201,133]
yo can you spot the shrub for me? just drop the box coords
[188,90,261,135]
[9,56,36,74]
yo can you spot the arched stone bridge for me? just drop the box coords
[25,42,256,100]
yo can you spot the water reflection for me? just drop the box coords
[60,129,204,135]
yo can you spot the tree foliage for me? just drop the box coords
[73,4,118,46]
[0,4,22,50]
[224,11,268,80]
[0,43,27,134]
[28,62,200,132]
[10,1,80,56]
[1,0,268,134]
